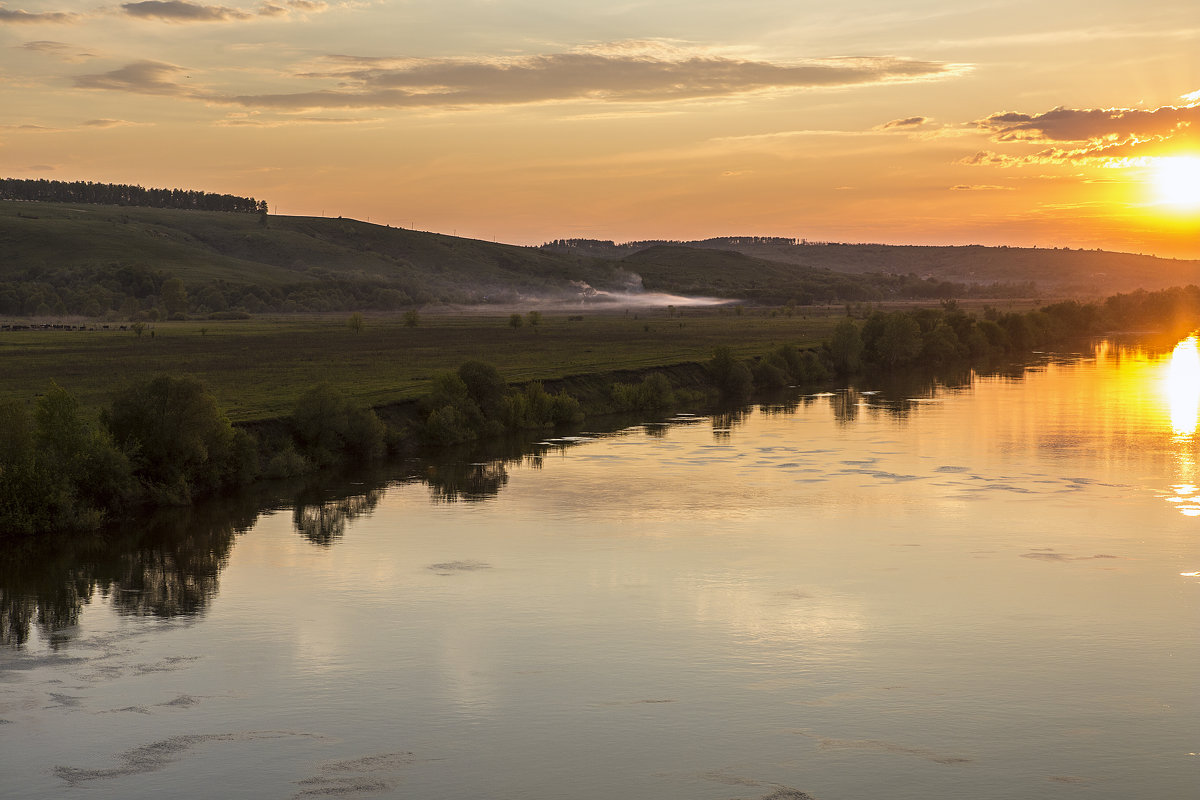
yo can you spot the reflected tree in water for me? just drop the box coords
[831,389,861,425]
[1,499,259,648]
[293,490,383,546]
[426,460,509,503]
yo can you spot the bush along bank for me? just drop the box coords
[0,294,1155,538]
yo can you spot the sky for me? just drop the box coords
[2,0,1199,256]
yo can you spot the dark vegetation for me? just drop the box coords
[619,245,1022,303]
[544,237,1200,295]
[1,178,264,213]
[6,285,1192,539]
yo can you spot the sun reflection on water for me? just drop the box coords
[1164,334,1200,436]
[1162,334,1200,517]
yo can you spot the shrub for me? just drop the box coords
[610,373,675,412]
[291,384,386,467]
[103,375,252,503]
[708,346,753,397]
[827,319,864,373]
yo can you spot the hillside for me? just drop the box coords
[546,238,1200,296]
[621,245,1024,303]
[0,201,632,315]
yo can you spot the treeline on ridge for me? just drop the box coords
[0,263,425,318]
[1,178,265,214]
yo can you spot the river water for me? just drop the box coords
[2,340,1198,800]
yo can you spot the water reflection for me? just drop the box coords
[294,490,384,546]
[8,337,1200,650]
[1164,334,1200,436]
[1,498,259,648]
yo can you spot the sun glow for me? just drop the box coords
[1152,156,1200,210]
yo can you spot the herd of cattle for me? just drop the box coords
[0,323,130,331]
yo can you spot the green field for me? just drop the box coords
[0,307,855,421]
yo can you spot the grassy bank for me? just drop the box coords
[0,306,862,420]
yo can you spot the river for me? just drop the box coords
[2,340,1197,800]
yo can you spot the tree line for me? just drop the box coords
[1,178,265,214]
[3,287,1192,538]
[0,264,421,319]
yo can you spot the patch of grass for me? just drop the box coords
[0,308,846,421]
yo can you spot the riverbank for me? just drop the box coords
[4,286,1194,539]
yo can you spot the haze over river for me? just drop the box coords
[2,340,1198,800]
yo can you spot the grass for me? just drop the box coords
[0,306,855,421]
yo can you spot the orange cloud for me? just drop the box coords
[74,50,964,110]
[0,4,77,23]
[965,95,1200,166]
[120,0,328,22]
[877,116,928,130]
[74,60,199,95]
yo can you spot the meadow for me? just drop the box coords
[0,305,863,421]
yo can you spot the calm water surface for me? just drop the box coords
[2,341,1198,800]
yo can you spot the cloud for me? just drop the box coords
[212,114,379,127]
[0,5,77,23]
[81,118,143,127]
[233,51,962,110]
[877,116,928,130]
[74,47,954,111]
[966,93,1200,165]
[74,60,198,95]
[20,40,96,60]
[950,184,1013,191]
[120,0,328,22]
[121,1,252,21]
[976,103,1200,143]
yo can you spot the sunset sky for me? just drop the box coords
[2,0,1198,256]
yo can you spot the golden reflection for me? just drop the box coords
[1159,335,1200,517]
[1164,335,1200,436]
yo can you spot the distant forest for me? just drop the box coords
[0,178,266,214]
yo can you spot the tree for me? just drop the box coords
[102,375,251,504]
[161,277,188,318]
[130,321,146,338]
[347,312,364,333]
[863,312,923,368]
[508,313,523,330]
[403,309,420,327]
[708,346,753,397]
[828,319,864,373]
[291,384,385,467]
[527,310,542,329]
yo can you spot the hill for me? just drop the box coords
[620,244,1025,303]
[545,238,1200,296]
[0,201,634,316]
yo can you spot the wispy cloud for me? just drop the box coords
[74,44,967,111]
[950,184,1013,191]
[0,4,78,24]
[121,1,253,22]
[20,40,95,60]
[81,118,145,127]
[74,60,200,95]
[0,122,62,131]
[119,0,329,22]
[876,116,928,130]
[213,113,379,126]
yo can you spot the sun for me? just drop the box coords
[1152,156,1200,210]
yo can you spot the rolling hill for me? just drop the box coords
[4,198,1199,320]
[545,237,1200,296]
